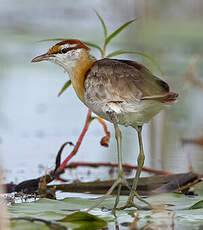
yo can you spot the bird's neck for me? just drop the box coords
[65,51,95,103]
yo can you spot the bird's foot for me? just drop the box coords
[111,175,130,215]
[87,175,130,213]
[119,192,152,211]
[119,201,152,211]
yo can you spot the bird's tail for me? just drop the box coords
[159,92,179,103]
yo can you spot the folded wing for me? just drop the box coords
[85,58,178,104]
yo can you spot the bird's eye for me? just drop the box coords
[61,48,69,54]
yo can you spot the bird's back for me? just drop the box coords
[84,58,178,126]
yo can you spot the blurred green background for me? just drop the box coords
[0,0,202,183]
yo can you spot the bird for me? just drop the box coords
[32,39,178,210]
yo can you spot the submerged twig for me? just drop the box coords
[48,172,199,196]
[175,177,203,193]
[65,162,170,175]
[153,172,199,194]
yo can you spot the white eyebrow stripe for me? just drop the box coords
[69,44,77,48]
[62,44,77,49]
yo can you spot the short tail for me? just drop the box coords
[160,92,179,103]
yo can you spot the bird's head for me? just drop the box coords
[32,39,91,72]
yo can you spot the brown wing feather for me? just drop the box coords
[116,59,170,98]
[85,58,176,103]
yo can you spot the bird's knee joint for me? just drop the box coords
[137,153,145,166]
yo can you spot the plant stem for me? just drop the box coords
[101,43,107,59]
[59,109,92,169]
[94,117,110,147]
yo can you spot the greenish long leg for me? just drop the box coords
[121,125,152,210]
[112,183,122,215]
[114,124,123,177]
[112,124,131,210]
[87,123,130,212]
[129,126,144,200]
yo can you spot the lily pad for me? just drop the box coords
[59,211,107,229]
[8,193,203,229]
[189,200,203,210]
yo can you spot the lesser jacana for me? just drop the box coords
[32,39,178,210]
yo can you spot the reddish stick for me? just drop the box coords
[59,109,92,169]
[66,162,170,175]
[95,117,110,147]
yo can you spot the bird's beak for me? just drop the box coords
[31,53,51,63]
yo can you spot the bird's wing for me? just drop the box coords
[85,58,174,103]
[116,59,170,100]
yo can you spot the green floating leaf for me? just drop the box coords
[105,19,136,46]
[59,211,107,230]
[8,195,203,229]
[94,10,108,40]
[60,211,103,222]
[189,200,203,210]
[106,49,163,75]
[82,41,103,54]
[58,80,72,97]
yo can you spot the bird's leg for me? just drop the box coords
[87,176,123,212]
[120,126,152,210]
[108,109,129,186]
[114,124,124,178]
[87,118,129,212]
[112,123,130,212]
[128,126,145,202]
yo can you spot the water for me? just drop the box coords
[1,0,203,185]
